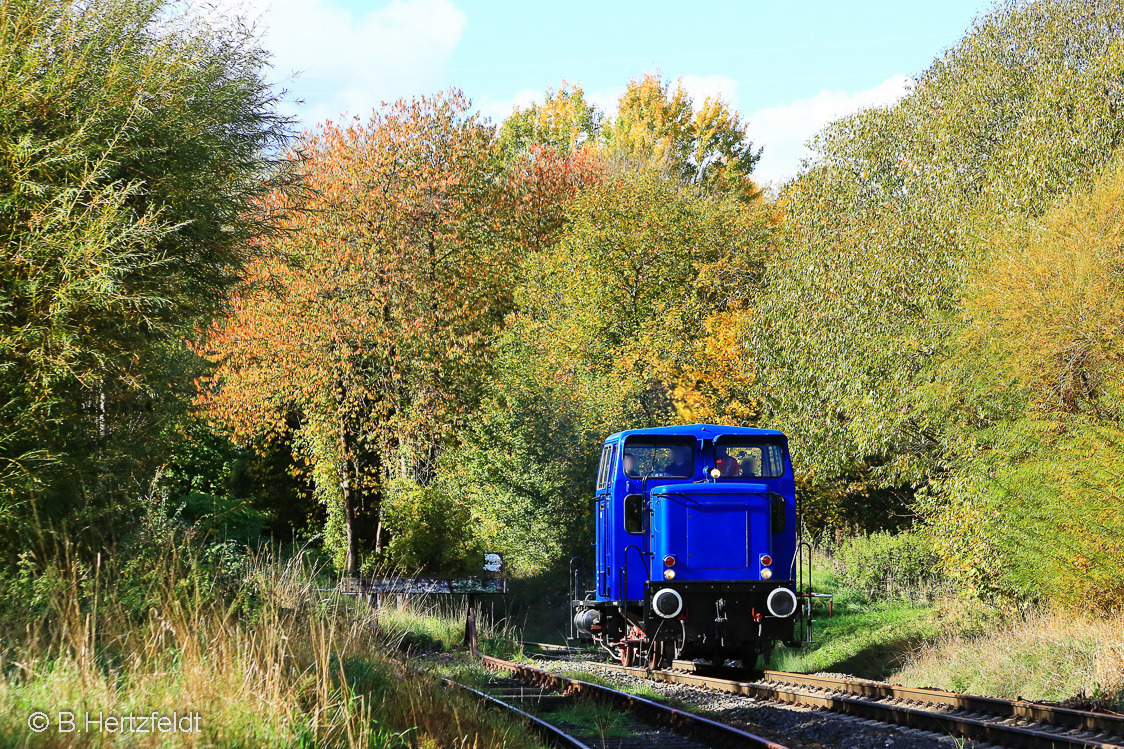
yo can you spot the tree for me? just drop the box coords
[603,74,762,201]
[455,169,772,570]
[0,0,291,554]
[925,159,1124,607]
[498,82,602,162]
[200,91,511,574]
[750,0,1124,586]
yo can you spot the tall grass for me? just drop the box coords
[376,596,521,660]
[0,546,538,747]
[894,610,1124,706]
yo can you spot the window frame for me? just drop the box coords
[712,439,787,479]
[623,493,644,535]
[595,443,615,490]
[620,437,695,479]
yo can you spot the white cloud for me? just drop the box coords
[677,74,739,110]
[748,74,911,188]
[474,88,541,126]
[221,0,466,128]
[584,87,622,120]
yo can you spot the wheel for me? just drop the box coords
[648,641,670,670]
[619,644,634,667]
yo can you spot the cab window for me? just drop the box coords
[621,441,693,479]
[595,444,615,490]
[624,494,644,534]
[714,441,785,478]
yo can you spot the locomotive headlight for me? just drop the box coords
[760,567,773,580]
[652,588,684,618]
[767,587,798,618]
[663,568,676,580]
[663,555,676,567]
[709,467,721,479]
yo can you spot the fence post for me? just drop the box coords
[464,592,478,654]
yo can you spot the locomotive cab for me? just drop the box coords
[571,424,803,668]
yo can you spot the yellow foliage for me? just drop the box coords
[967,163,1124,415]
[668,305,757,425]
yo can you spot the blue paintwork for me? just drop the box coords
[593,424,796,603]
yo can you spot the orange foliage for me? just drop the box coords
[197,91,513,570]
[196,91,604,572]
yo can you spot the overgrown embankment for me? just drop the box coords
[0,546,538,748]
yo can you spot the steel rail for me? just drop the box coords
[480,654,790,749]
[758,668,1124,737]
[602,662,1124,748]
[520,640,594,655]
[442,677,594,749]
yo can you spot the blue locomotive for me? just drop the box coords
[571,424,806,668]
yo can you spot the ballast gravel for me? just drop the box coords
[533,659,986,749]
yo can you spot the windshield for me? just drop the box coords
[715,441,785,478]
[622,442,693,478]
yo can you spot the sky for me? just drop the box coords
[227,0,994,186]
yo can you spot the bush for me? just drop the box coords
[834,532,945,601]
[378,479,483,577]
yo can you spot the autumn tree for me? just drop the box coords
[450,168,772,570]
[603,74,762,201]
[0,0,291,555]
[498,82,602,162]
[200,92,511,574]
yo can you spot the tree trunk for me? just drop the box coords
[340,459,359,576]
[339,413,361,577]
[369,439,384,557]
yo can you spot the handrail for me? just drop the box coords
[620,543,650,603]
[568,556,584,640]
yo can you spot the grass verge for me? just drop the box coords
[0,548,541,748]
[772,556,992,680]
[893,610,1124,707]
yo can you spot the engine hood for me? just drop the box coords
[651,482,772,500]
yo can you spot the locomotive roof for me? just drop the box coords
[604,423,786,442]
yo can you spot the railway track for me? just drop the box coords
[449,653,789,748]
[590,658,1124,748]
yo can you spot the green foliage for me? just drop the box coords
[7,0,1124,621]
[551,703,633,738]
[379,478,482,577]
[498,81,602,161]
[775,600,943,680]
[916,161,1124,607]
[775,552,988,680]
[453,168,772,572]
[515,168,769,430]
[0,0,292,556]
[603,73,762,201]
[749,0,1124,578]
[834,532,946,602]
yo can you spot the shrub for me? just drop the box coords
[834,532,945,601]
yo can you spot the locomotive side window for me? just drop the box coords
[624,494,644,534]
[621,441,693,478]
[596,444,615,490]
[715,442,786,478]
